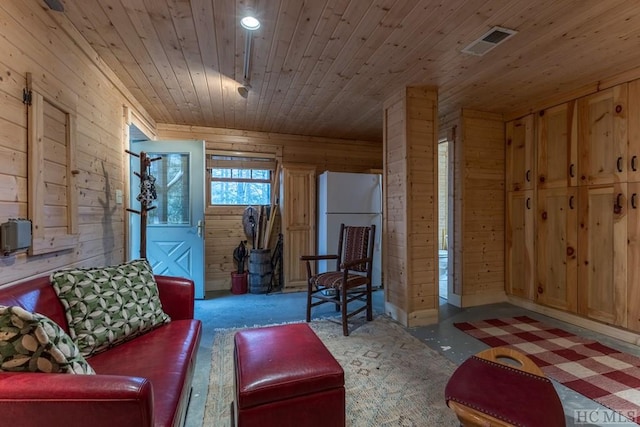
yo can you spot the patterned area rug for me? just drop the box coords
[203,316,459,426]
[455,316,640,423]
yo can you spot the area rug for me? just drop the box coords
[203,316,459,426]
[455,316,640,423]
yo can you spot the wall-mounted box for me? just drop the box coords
[1,219,32,255]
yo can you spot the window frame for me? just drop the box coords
[206,151,276,207]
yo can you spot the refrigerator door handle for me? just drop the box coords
[378,174,383,213]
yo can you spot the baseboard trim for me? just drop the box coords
[508,296,640,346]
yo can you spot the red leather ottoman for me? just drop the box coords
[232,323,345,427]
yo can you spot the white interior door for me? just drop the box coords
[129,140,205,299]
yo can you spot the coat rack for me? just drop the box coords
[126,150,161,259]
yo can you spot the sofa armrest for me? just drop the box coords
[154,275,195,320]
[0,373,153,427]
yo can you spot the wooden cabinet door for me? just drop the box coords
[535,187,578,311]
[627,182,640,331]
[537,101,578,189]
[281,165,316,290]
[628,79,640,182]
[506,114,534,191]
[624,81,640,330]
[578,183,627,326]
[578,84,628,186]
[506,191,535,299]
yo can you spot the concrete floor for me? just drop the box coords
[185,289,640,427]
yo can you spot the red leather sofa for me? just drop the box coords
[0,274,202,427]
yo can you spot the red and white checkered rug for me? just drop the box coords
[455,316,640,423]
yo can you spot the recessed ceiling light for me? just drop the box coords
[240,16,260,31]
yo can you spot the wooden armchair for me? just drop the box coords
[301,224,376,336]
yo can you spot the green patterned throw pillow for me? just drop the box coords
[0,305,95,374]
[50,259,171,357]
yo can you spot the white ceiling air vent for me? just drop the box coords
[462,26,517,56]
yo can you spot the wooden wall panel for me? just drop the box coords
[383,92,407,316]
[0,1,151,285]
[204,206,247,291]
[383,87,438,327]
[457,109,506,306]
[406,88,439,322]
[156,124,382,291]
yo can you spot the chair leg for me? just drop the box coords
[341,286,349,336]
[306,281,313,322]
[366,284,373,321]
[334,292,340,312]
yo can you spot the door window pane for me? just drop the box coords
[147,153,190,225]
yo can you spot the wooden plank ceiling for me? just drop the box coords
[50,0,640,142]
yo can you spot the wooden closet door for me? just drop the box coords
[535,187,578,312]
[578,84,627,186]
[578,183,627,326]
[627,182,640,331]
[281,165,316,290]
[506,115,535,192]
[628,79,640,183]
[506,191,535,300]
[537,101,578,189]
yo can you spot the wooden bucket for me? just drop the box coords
[249,249,272,294]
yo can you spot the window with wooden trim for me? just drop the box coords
[207,153,275,206]
[26,72,79,254]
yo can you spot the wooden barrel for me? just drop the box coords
[249,249,272,294]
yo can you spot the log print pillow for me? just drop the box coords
[0,305,95,374]
[50,259,171,357]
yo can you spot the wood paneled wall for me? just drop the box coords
[0,1,152,285]
[383,87,439,327]
[383,92,407,313]
[156,124,382,292]
[406,88,439,324]
[453,109,506,306]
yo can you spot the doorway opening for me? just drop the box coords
[438,139,450,300]
[127,124,206,299]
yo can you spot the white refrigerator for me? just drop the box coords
[317,171,382,287]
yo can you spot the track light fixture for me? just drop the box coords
[238,16,260,97]
[237,85,249,98]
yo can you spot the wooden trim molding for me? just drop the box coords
[509,296,640,346]
[26,72,79,255]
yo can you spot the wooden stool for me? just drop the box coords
[232,323,345,427]
[445,347,565,427]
